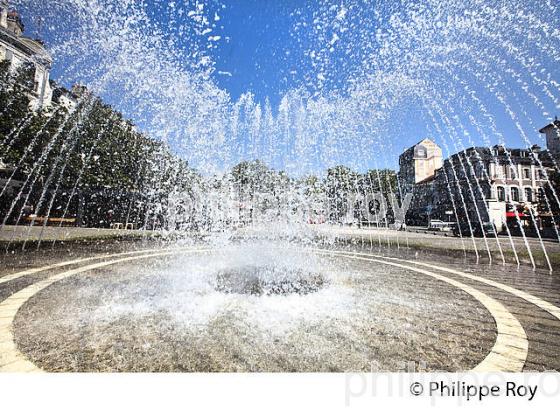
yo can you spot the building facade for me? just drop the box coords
[0,0,53,110]
[398,138,443,187]
[540,119,560,161]
[401,128,558,235]
[439,145,555,233]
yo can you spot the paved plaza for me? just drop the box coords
[0,225,151,244]
[312,225,560,271]
[0,236,558,372]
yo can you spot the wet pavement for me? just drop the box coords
[0,237,559,372]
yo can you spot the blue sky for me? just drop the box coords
[202,0,305,107]
[14,0,560,173]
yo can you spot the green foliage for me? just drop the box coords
[1,65,195,190]
[361,169,398,195]
[323,166,397,221]
[230,160,290,198]
[1,61,401,228]
[0,64,196,227]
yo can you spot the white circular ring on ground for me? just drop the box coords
[0,246,209,285]
[0,248,528,372]
[315,249,560,322]
[3,247,558,323]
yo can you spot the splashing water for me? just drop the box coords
[1,0,559,270]
[3,1,560,374]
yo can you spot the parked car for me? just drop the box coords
[428,219,446,231]
[453,222,497,237]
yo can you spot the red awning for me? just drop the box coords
[506,212,532,219]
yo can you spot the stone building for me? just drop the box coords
[401,125,558,234]
[540,118,560,161]
[398,139,444,225]
[438,145,555,232]
[398,138,443,187]
[0,0,53,110]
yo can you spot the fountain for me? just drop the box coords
[10,243,501,372]
[0,0,559,373]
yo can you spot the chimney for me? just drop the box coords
[0,1,8,29]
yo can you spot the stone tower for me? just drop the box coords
[539,118,560,160]
[399,138,443,187]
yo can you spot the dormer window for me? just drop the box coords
[415,145,427,158]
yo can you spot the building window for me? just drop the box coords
[511,187,520,202]
[415,145,427,159]
[524,188,533,203]
[501,165,507,179]
[523,168,531,179]
[475,164,485,178]
[537,170,545,180]
[497,186,506,202]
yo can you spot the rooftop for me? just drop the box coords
[0,7,52,65]
[399,138,438,158]
[539,118,560,133]
[444,145,555,166]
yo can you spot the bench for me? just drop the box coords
[24,216,77,227]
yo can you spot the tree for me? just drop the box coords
[324,166,357,222]
[1,63,198,228]
[361,169,398,197]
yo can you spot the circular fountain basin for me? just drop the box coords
[13,244,496,372]
[215,265,326,296]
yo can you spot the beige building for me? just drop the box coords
[0,0,53,110]
[402,137,557,235]
[398,138,443,187]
